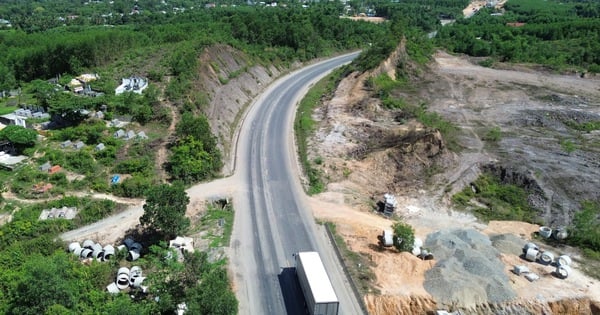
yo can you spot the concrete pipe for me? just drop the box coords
[557,255,572,266]
[73,247,84,257]
[130,266,142,278]
[131,276,146,288]
[553,228,568,240]
[80,248,93,259]
[82,239,95,249]
[68,242,81,253]
[123,238,135,248]
[381,230,393,247]
[556,265,571,279]
[539,226,552,239]
[539,251,554,265]
[103,245,115,261]
[127,249,140,261]
[116,273,130,290]
[525,248,539,262]
[118,267,130,276]
[129,242,143,252]
[91,243,104,260]
[523,242,539,254]
[117,244,127,252]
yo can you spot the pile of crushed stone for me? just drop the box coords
[423,229,517,309]
[490,233,527,256]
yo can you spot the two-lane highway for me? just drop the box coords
[230,52,363,315]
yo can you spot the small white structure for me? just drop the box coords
[114,129,125,138]
[124,130,136,140]
[383,193,397,216]
[115,76,148,95]
[379,230,393,247]
[39,206,78,220]
[60,140,72,148]
[95,143,105,151]
[137,131,148,140]
[169,236,195,261]
[39,161,51,172]
[73,140,85,150]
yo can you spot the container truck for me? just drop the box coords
[295,251,340,315]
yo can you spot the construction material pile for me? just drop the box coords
[423,229,516,308]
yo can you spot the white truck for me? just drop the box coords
[295,251,340,315]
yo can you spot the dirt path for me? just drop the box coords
[155,75,178,182]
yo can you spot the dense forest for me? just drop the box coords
[435,0,600,72]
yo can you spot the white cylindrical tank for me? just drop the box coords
[557,255,572,266]
[68,242,81,253]
[539,251,554,265]
[525,248,539,262]
[82,239,95,249]
[539,226,552,239]
[556,265,571,279]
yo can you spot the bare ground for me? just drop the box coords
[307,49,600,313]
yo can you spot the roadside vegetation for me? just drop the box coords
[295,69,345,195]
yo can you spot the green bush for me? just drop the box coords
[392,222,415,252]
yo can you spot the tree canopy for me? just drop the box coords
[0,125,38,152]
[140,182,190,238]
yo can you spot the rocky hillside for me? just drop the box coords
[308,41,600,314]
[194,45,288,174]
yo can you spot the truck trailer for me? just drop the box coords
[295,251,340,315]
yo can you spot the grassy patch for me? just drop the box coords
[295,69,343,195]
[325,222,379,295]
[452,173,539,223]
[198,202,234,248]
[565,120,600,132]
[0,105,18,115]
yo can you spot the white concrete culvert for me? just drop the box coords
[423,229,517,309]
[539,251,554,265]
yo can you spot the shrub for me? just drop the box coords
[392,222,415,252]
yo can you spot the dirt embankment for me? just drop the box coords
[308,39,600,314]
[196,45,287,174]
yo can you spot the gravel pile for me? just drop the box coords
[490,233,527,256]
[423,229,516,309]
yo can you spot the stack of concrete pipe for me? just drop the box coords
[555,255,572,279]
[123,238,143,261]
[116,267,131,290]
[521,242,573,279]
[523,242,539,262]
[68,240,116,262]
[106,266,146,293]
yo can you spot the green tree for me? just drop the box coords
[140,182,190,238]
[0,125,38,153]
[569,201,600,251]
[168,136,221,183]
[392,222,415,252]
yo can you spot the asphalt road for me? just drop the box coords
[61,52,363,315]
[230,51,363,315]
